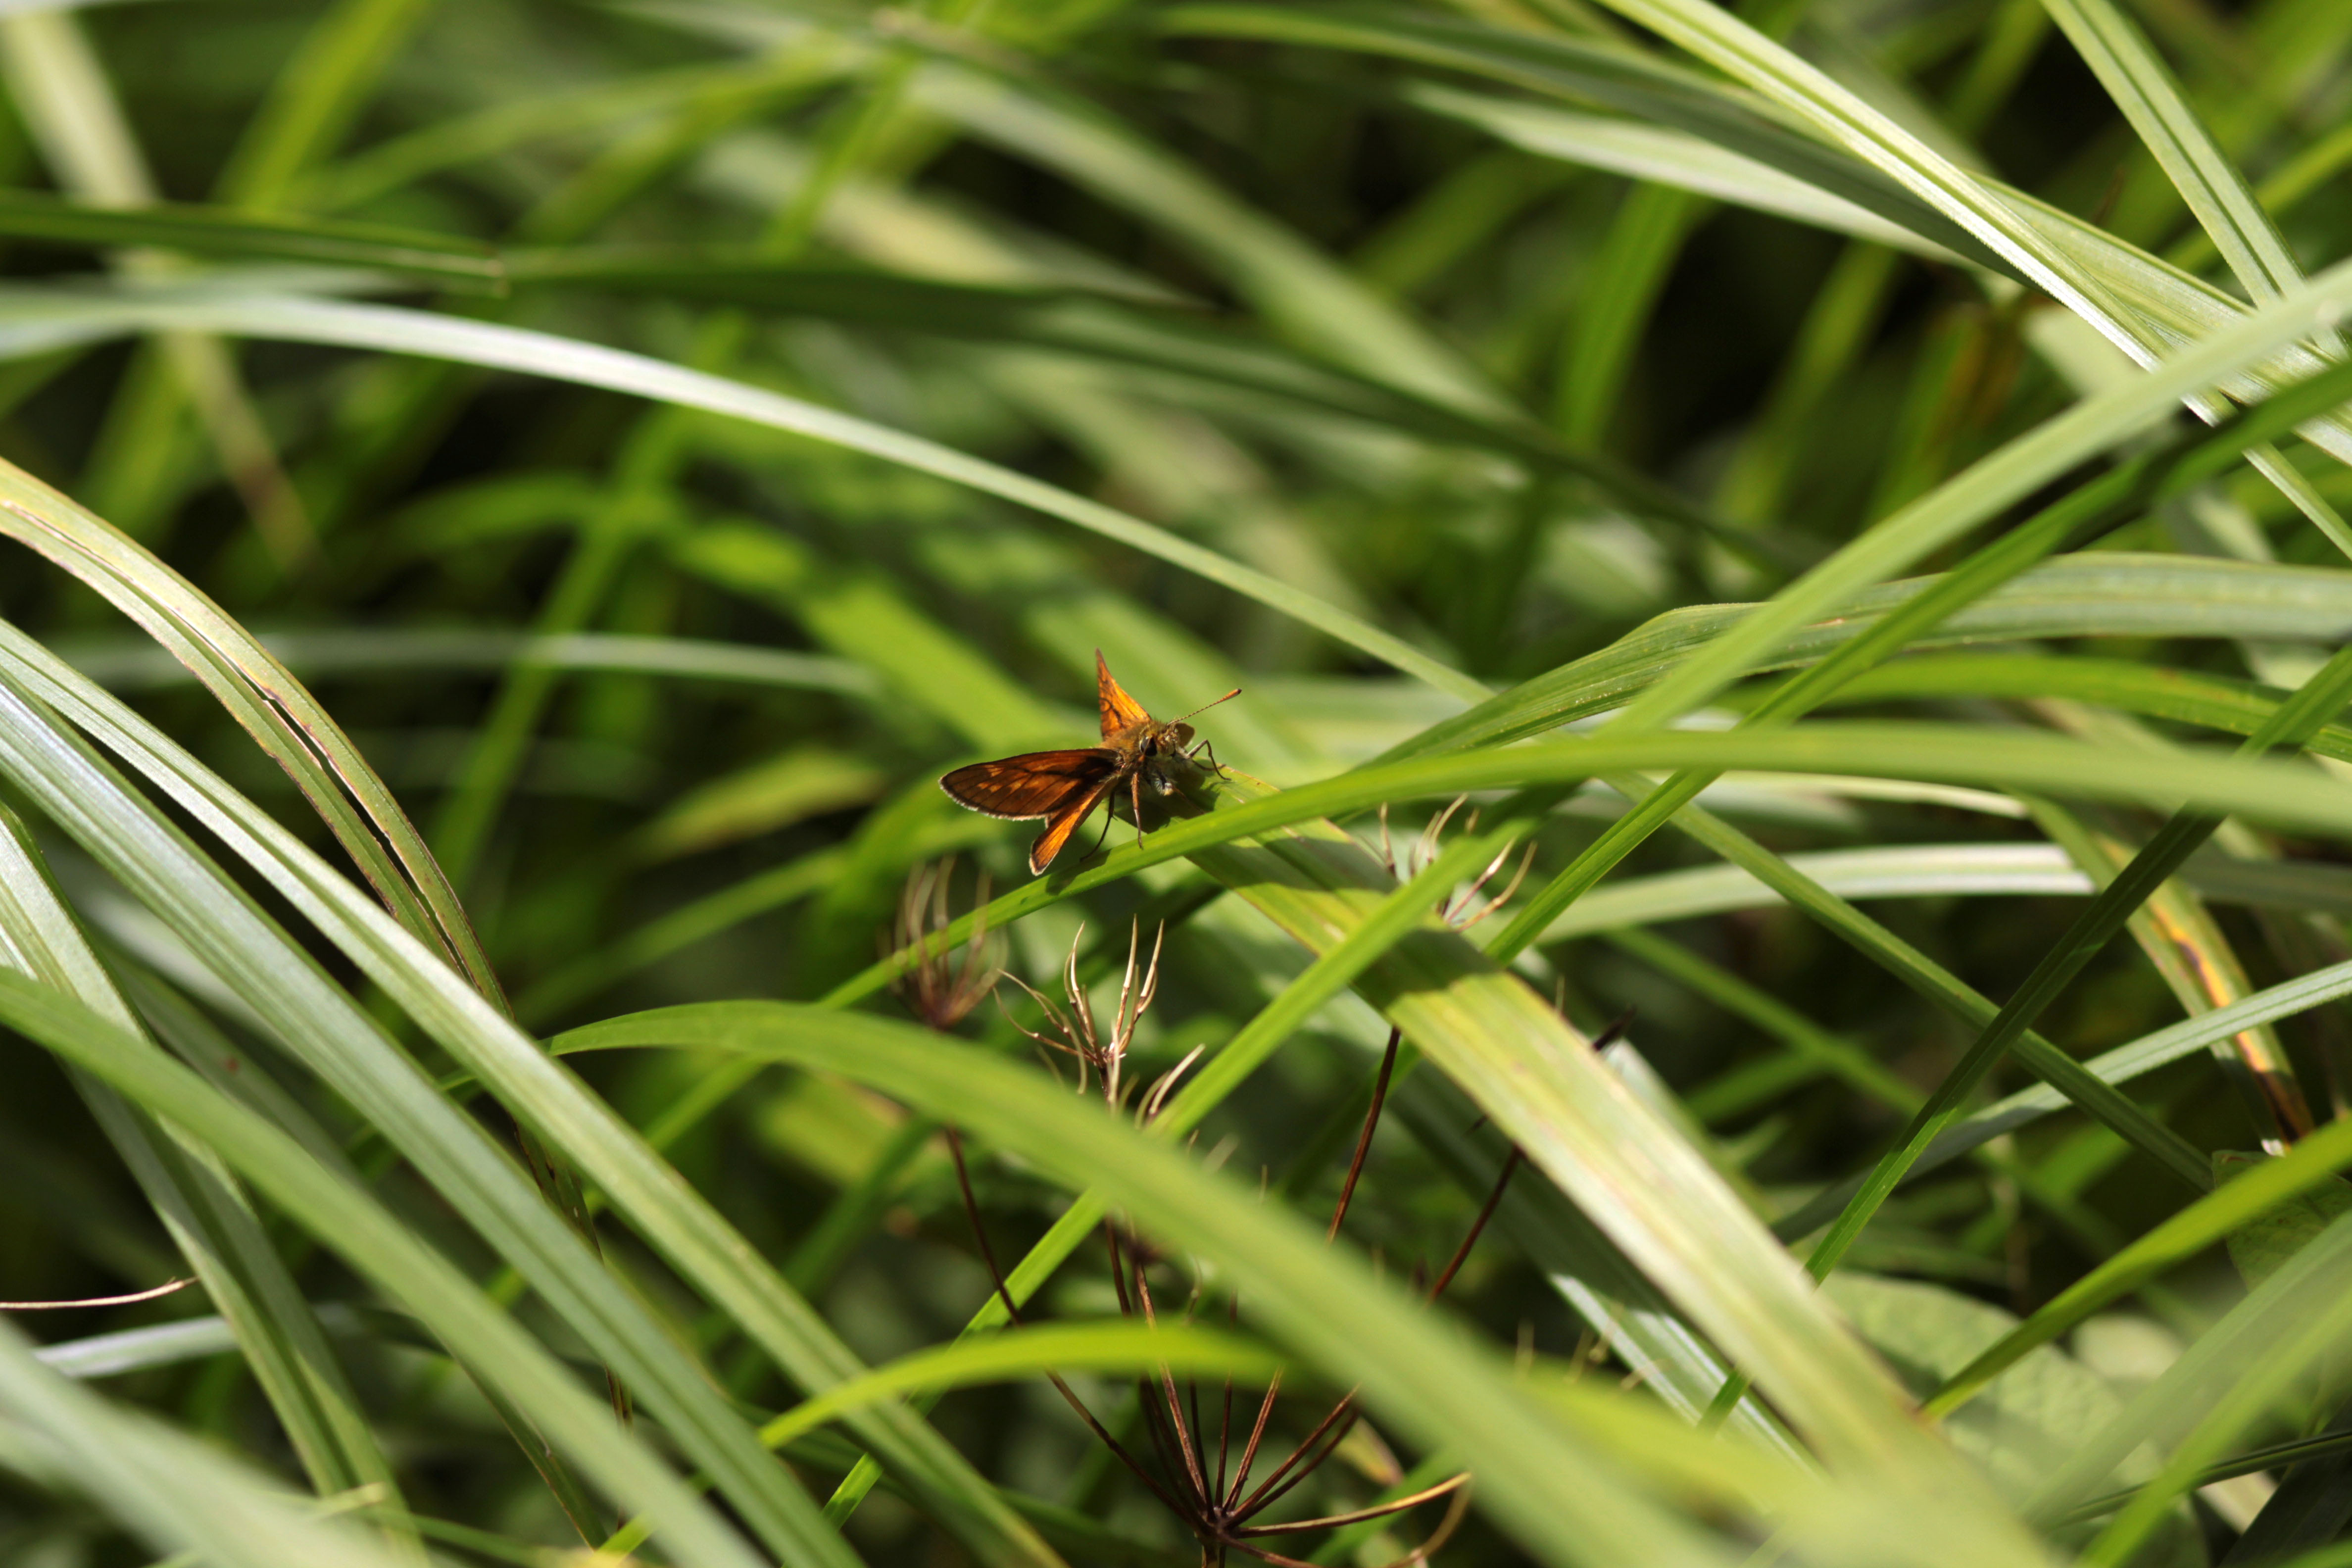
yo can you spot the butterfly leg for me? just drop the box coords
[1187,738,1227,778]
[1081,796,1118,865]
[1130,771,1149,850]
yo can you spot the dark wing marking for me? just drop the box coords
[1096,649,1153,741]
[940,751,1115,820]
[1030,774,1118,873]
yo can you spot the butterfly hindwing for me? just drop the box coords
[1096,648,1153,741]
[939,750,1117,820]
[1029,774,1119,874]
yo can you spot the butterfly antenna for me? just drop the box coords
[1173,687,1242,724]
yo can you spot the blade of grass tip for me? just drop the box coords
[1487,346,2352,959]
[0,973,773,1568]
[0,810,419,1558]
[811,827,1513,1524]
[1760,641,2352,1361]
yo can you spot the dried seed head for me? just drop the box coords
[1379,796,1536,931]
[887,858,1005,1031]
[1001,919,1165,1109]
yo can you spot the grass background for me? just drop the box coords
[0,0,2351,1565]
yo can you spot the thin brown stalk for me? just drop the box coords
[1235,1472,1471,1534]
[1431,1146,1523,1301]
[1329,1028,1402,1242]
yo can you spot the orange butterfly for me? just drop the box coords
[940,652,1236,874]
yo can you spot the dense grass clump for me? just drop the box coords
[4,1,2352,1566]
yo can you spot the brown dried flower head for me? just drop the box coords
[887,858,1005,1031]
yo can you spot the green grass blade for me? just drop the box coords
[0,625,1066,1568]
[603,1323,1282,1558]
[1612,257,2352,731]
[0,972,773,1568]
[0,811,411,1534]
[1925,1113,2352,1419]
[211,0,437,211]
[0,1317,417,1568]
[557,1002,2051,1568]
[0,662,865,1568]
[2039,0,2305,309]
[0,189,499,284]
[1790,643,2352,1288]
[0,283,1487,701]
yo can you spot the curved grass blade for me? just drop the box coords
[555,1001,2047,1568]
[1926,1112,2352,1421]
[0,626,1067,1568]
[1484,348,2352,957]
[1540,843,2094,938]
[0,455,507,1006]
[0,1315,420,1568]
[0,807,412,1547]
[1157,3,2015,275]
[810,828,1516,1521]
[506,254,1768,552]
[603,1323,1281,1558]
[0,972,773,1568]
[0,282,1486,702]
[1406,84,1965,260]
[1380,552,2352,765]
[63,627,879,698]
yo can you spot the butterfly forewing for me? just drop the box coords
[939,750,1117,820]
[1096,650,1153,741]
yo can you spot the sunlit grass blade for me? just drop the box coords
[604,1322,1282,1557]
[2024,1206,2352,1545]
[1486,349,2352,956]
[2039,0,2304,309]
[1381,553,2352,764]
